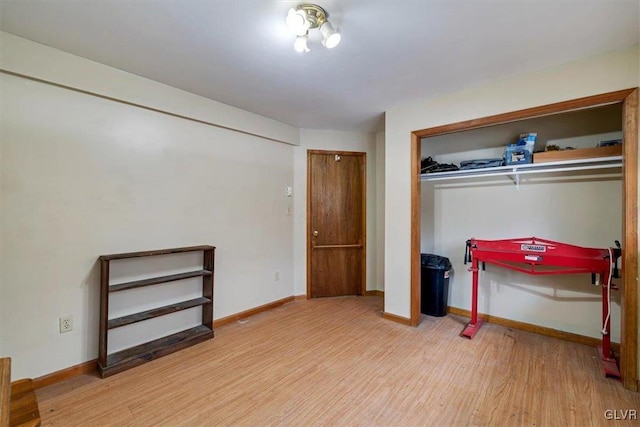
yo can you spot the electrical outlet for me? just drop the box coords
[275,271,280,281]
[59,316,73,333]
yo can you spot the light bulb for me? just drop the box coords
[286,8,310,36]
[320,21,341,49]
[294,34,310,53]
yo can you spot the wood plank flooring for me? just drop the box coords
[37,296,639,426]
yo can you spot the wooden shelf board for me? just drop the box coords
[100,245,215,261]
[99,325,214,378]
[108,297,211,329]
[109,270,212,293]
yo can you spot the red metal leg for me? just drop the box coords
[599,270,620,378]
[598,345,620,378]
[602,270,611,356]
[462,258,483,338]
[470,258,479,325]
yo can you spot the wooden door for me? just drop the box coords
[307,150,366,298]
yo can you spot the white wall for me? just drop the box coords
[0,36,296,379]
[0,32,300,146]
[293,130,378,295]
[385,45,639,323]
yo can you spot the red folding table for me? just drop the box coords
[463,236,621,378]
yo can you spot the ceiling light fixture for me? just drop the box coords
[286,4,341,52]
[294,34,310,53]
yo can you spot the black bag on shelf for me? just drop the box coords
[421,156,459,173]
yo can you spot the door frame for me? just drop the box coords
[307,149,367,299]
[410,88,639,391]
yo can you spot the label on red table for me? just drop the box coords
[521,244,546,252]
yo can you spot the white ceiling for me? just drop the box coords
[1,0,638,132]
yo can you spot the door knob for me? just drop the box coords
[313,230,319,237]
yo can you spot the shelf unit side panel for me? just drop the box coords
[202,248,215,328]
[99,259,109,367]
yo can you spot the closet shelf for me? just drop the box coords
[421,155,622,183]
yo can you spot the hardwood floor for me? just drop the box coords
[37,296,639,426]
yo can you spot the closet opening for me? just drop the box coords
[409,88,638,391]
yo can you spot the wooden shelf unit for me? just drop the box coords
[98,245,215,378]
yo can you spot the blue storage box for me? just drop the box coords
[518,133,537,145]
[505,132,536,165]
[505,144,533,165]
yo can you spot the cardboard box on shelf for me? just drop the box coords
[533,144,622,163]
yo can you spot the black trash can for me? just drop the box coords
[420,253,452,317]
